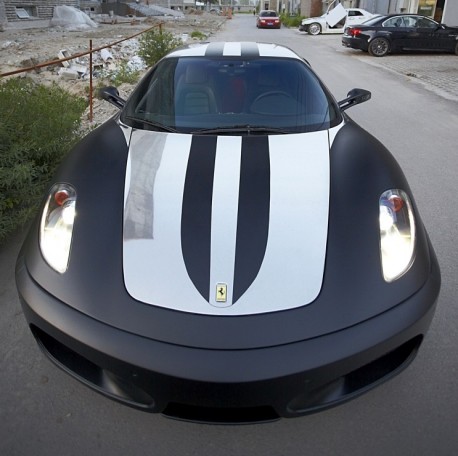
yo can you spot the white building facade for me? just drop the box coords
[339,0,458,24]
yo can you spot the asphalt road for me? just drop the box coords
[2,14,458,456]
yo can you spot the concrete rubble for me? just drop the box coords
[52,38,146,83]
[50,6,99,31]
[0,10,227,125]
[0,10,225,90]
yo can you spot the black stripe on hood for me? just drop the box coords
[181,136,217,301]
[233,136,270,303]
[181,135,270,305]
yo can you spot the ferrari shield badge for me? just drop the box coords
[216,283,227,303]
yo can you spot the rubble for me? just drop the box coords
[0,11,226,125]
[50,6,99,31]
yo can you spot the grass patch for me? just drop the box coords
[0,78,86,243]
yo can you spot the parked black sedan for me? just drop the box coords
[342,14,458,57]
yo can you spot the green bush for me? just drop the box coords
[281,14,305,28]
[105,60,141,86]
[190,30,207,40]
[138,28,183,67]
[0,78,86,243]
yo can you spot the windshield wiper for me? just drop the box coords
[191,125,290,135]
[125,116,178,133]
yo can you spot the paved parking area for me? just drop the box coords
[360,53,458,102]
[299,32,458,102]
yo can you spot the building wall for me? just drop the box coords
[4,0,78,21]
[0,0,7,26]
[350,0,457,21]
[300,0,322,17]
[443,0,458,25]
[358,0,390,14]
[259,0,279,11]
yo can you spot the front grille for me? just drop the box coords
[30,325,155,409]
[163,403,279,424]
[288,336,423,414]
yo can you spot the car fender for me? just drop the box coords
[368,31,393,42]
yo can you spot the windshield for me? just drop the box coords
[122,56,341,134]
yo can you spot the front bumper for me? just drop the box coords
[16,251,440,423]
[258,23,281,29]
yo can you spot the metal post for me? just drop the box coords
[89,39,93,123]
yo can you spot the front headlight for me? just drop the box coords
[379,189,416,282]
[40,183,77,273]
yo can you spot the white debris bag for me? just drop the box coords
[51,6,98,30]
[100,49,114,62]
[127,56,145,72]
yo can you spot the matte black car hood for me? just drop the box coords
[22,118,434,349]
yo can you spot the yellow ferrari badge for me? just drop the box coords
[216,283,227,303]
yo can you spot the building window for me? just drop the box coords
[15,6,38,19]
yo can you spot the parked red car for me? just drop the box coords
[256,10,281,29]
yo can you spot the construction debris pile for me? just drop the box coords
[50,6,99,31]
[0,9,226,125]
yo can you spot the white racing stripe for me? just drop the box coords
[231,131,330,314]
[123,132,206,308]
[209,136,242,307]
[223,42,242,56]
[123,130,331,315]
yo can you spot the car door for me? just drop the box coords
[403,16,442,50]
[414,17,454,50]
[381,16,409,50]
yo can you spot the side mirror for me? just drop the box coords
[99,86,126,110]
[338,88,371,111]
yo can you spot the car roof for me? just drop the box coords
[165,42,302,60]
[375,13,435,19]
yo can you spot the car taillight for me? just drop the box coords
[350,28,362,37]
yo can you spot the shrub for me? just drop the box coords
[106,60,141,86]
[138,28,183,67]
[281,14,305,28]
[0,78,86,243]
[190,30,207,40]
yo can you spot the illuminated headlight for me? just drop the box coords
[379,189,416,282]
[40,184,77,273]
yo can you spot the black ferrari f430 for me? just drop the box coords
[16,42,441,423]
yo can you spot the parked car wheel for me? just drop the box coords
[368,37,390,57]
[455,42,458,55]
[308,23,321,35]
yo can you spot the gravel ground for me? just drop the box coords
[0,11,227,126]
